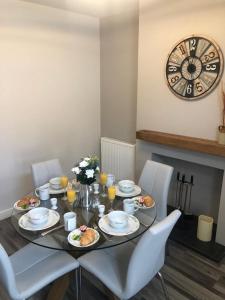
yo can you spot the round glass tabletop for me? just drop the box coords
[11,193,157,252]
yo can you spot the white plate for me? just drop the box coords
[18,209,60,231]
[98,214,140,236]
[132,196,155,209]
[115,185,141,197]
[14,198,40,211]
[68,228,100,248]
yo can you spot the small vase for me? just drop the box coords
[80,184,91,208]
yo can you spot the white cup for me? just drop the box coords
[35,184,49,201]
[123,198,138,215]
[50,198,57,210]
[64,212,77,231]
[93,183,99,194]
[106,174,115,187]
[98,204,105,217]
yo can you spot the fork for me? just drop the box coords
[93,224,112,241]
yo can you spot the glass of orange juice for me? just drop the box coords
[108,185,116,211]
[60,176,69,200]
[100,172,107,197]
[67,188,76,204]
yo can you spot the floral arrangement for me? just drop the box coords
[71,156,99,185]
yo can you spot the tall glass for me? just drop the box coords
[60,176,69,200]
[100,172,107,197]
[67,188,76,205]
[108,185,116,211]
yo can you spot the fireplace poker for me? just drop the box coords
[178,174,185,210]
[175,172,180,208]
[183,181,189,214]
[187,175,194,214]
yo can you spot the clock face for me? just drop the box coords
[166,36,223,100]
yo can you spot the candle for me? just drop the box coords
[108,185,116,201]
[67,189,76,204]
[197,215,213,242]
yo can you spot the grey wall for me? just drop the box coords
[100,6,138,143]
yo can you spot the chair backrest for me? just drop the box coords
[0,244,20,300]
[31,158,63,188]
[125,210,181,299]
[138,160,173,221]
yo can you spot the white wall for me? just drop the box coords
[100,7,138,144]
[137,0,225,140]
[0,0,100,215]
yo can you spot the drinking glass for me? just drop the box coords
[108,185,116,211]
[67,188,76,205]
[60,176,69,200]
[100,172,107,197]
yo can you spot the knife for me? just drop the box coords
[41,224,64,236]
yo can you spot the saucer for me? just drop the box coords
[98,214,140,236]
[18,210,60,231]
[115,185,141,197]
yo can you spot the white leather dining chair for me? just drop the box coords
[78,209,181,300]
[0,242,79,300]
[31,158,63,188]
[138,160,174,221]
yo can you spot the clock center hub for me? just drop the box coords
[181,57,202,80]
[187,64,196,73]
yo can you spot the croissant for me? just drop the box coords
[80,228,96,246]
[143,195,154,207]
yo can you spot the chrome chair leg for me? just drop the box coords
[157,271,170,300]
[79,266,82,300]
[75,269,79,300]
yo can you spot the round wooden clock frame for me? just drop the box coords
[166,35,224,100]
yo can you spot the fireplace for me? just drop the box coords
[136,130,225,250]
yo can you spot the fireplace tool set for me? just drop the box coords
[175,172,194,217]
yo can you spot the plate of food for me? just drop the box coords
[132,195,155,209]
[68,225,100,248]
[14,195,40,211]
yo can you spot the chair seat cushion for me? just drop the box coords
[10,243,79,299]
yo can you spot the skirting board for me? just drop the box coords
[0,208,13,220]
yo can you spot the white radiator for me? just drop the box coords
[101,137,136,181]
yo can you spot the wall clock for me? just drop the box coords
[166,35,223,100]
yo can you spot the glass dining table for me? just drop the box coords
[11,191,157,254]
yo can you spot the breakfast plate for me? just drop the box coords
[68,228,100,248]
[115,185,141,197]
[132,196,155,209]
[14,196,40,211]
[98,214,140,236]
[18,210,60,231]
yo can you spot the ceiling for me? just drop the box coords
[20,0,138,18]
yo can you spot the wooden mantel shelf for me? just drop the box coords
[136,130,225,158]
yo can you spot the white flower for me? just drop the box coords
[72,167,81,174]
[79,160,88,168]
[96,166,100,171]
[84,157,90,161]
[85,169,94,178]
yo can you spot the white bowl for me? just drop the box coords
[118,180,135,193]
[108,211,128,229]
[49,177,61,190]
[28,207,49,225]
